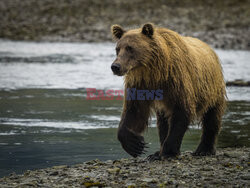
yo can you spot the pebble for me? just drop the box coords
[240,174,250,180]
[141,177,157,183]
[0,148,249,187]
[107,168,120,174]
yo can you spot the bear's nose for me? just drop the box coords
[111,63,121,74]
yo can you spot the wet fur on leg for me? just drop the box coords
[193,103,224,156]
[160,107,189,158]
[148,111,169,161]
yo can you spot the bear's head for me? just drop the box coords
[111,23,155,76]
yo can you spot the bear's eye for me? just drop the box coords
[125,46,133,52]
[116,47,120,55]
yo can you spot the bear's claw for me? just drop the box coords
[192,146,216,156]
[118,127,147,157]
[147,151,161,161]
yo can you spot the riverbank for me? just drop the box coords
[226,80,250,87]
[0,147,249,187]
[0,0,249,50]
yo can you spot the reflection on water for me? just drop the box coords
[0,41,249,177]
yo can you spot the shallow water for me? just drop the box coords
[0,40,249,177]
[0,41,250,90]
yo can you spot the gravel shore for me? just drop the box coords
[0,0,249,50]
[0,147,249,187]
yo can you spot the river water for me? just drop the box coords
[0,40,249,177]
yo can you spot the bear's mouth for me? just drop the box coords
[113,64,142,76]
[113,71,126,76]
[115,67,129,76]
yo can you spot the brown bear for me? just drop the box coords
[111,23,226,160]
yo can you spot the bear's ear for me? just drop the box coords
[142,23,154,38]
[111,25,125,40]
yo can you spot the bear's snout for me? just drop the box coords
[111,63,121,75]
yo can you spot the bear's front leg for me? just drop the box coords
[147,111,169,161]
[118,95,151,158]
[160,107,190,158]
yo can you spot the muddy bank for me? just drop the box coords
[0,0,249,50]
[0,147,249,187]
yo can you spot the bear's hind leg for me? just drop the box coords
[193,104,223,156]
[147,111,169,161]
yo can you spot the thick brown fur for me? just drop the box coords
[111,23,226,159]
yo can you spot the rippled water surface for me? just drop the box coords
[0,40,249,177]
